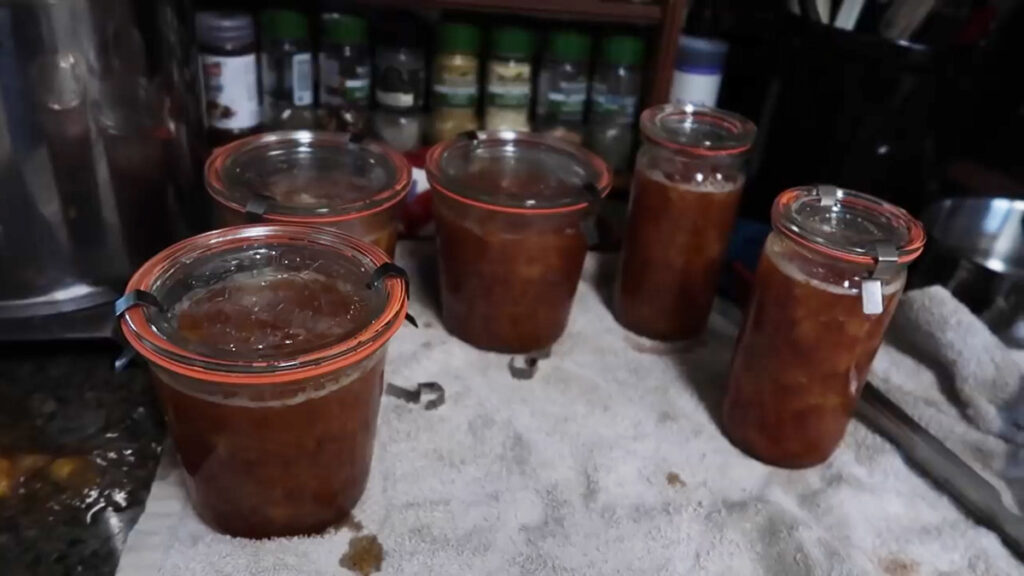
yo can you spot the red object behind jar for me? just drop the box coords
[119,224,408,537]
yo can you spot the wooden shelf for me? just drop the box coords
[349,0,663,24]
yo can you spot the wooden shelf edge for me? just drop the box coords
[349,0,663,24]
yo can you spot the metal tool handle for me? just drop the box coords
[856,382,1024,560]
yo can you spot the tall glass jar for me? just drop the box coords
[205,131,411,257]
[259,9,315,130]
[616,104,756,340]
[426,131,611,353]
[430,22,481,143]
[535,29,591,143]
[724,185,926,468]
[119,224,409,537]
[318,13,371,134]
[587,34,645,172]
[484,27,534,131]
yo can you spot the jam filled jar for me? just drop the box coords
[205,131,411,257]
[723,185,925,468]
[119,224,408,537]
[426,131,611,353]
[616,104,756,340]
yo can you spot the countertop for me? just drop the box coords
[0,343,164,575]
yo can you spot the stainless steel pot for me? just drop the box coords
[0,0,205,340]
[912,197,1024,347]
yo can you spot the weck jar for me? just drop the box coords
[118,224,409,538]
[426,131,611,353]
[723,185,926,468]
[615,103,756,341]
[205,131,411,257]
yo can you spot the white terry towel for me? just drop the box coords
[115,243,1023,575]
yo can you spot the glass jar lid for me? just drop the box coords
[773,185,926,265]
[205,131,411,223]
[640,103,756,155]
[425,131,612,215]
[120,224,408,385]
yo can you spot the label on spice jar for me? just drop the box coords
[375,63,422,110]
[261,52,314,107]
[320,58,370,107]
[433,56,478,108]
[201,53,260,130]
[539,78,588,119]
[591,83,637,116]
[486,61,531,108]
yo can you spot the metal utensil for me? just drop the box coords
[912,197,1024,347]
[857,382,1024,560]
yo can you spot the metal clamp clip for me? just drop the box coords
[366,262,418,327]
[244,193,272,221]
[861,242,899,315]
[817,184,839,207]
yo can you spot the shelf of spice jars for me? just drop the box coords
[347,0,664,24]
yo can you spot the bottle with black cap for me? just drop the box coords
[196,11,261,146]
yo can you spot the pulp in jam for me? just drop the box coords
[616,169,742,340]
[723,235,902,468]
[435,196,588,353]
[157,268,385,537]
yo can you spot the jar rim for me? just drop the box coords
[205,131,412,223]
[640,103,756,156]
[425,130,612,216]
[772,185,926,265]
[119,224,408,385]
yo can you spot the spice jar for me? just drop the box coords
[535,29,592,143]
[430,22,481,143]
[205,131,411,256]
[196,11,260,146]
[615,104,756,340]
[587,34,645,172]
[724,185,926,468]
[484,26,534,131]
[259,9,315,129]
[426,131,611,353]
[118,224,409,537]
[318,13,371,134]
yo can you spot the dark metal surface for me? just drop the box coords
[857,381,1024,560]
[912,197,1024,347]
[0,344,164,575]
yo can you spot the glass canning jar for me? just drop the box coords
[723,185,926,468]
[426,131,611,353]
[205,130,411,257]
[616,104,756,340]
[118,224,409,537]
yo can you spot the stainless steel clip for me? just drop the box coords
[861,242,899,315]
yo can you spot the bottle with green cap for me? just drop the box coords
[484,26,535,131]
[535,29,592,142]
[431,22,481,142]
[587,34,646,172]
[259,9,315,129]
[318,12,371,134]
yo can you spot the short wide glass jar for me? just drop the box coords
[616,104,756,341]
[426,131,611,353]
[119,224,408,538]
[205,131,411,257]
[723,186,926,468]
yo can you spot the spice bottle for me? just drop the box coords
[196,11,260,146]
[430,22,481,143]
[587,34,645,172]
[485,26,534,131]
[374,18,425,150]
[318,13,370,134]
[259,9,315,129]
[535,29,591,143]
